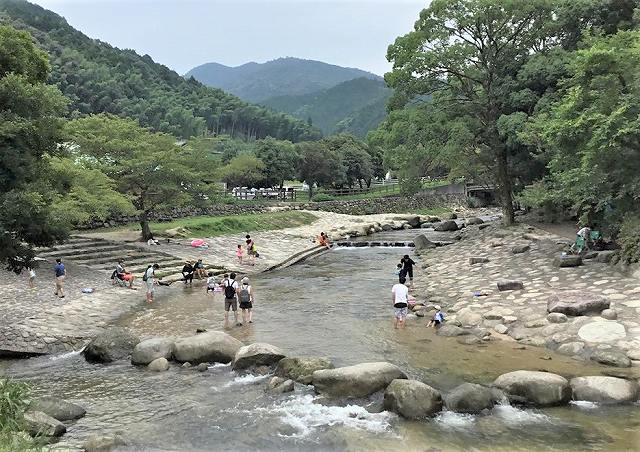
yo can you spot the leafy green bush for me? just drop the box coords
[312,194,337,202]
[616,215,640,265]
[0,377,40,451]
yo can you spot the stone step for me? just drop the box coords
[38,243,140,258]
[70,250,166,266]
[99,259,187,274]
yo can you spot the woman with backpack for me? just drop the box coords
[238,277,254,324]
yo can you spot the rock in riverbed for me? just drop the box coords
[148,357,170,372]
[570,376,639,404]
[436,324,471,337]
[444,383,501,413]
[84,327,140,363]
[30,396,86,421]
[312,362,407,398]
[23,411,66,437]
[414,234,437,250]
[383,379,442,418]
[497,280,524,291]
[469,257,490,265]
[434,220,458,232]
[275,357,334,384]
[493,370,571,406]
[267,377,295,394]
[83,433,127,452]
[131,337,175,365]
[547,291,609,316]
[232,343,285,370]
[173,331,243,364]
[512,245,530,254]
[553,255,582,267]
[590,350,631,368]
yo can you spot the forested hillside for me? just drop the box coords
[262,78,391,137]
[186,57,382,102]
[0,0,320,141]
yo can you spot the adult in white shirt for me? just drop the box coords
[144,264,159,304]
[391,277,409,329]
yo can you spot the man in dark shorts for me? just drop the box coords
[223,272,240,327]
[401,254,416,287]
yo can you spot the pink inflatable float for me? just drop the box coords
[191,239,207,248]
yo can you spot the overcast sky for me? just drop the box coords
[29,0,427,75]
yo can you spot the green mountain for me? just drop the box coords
[185,57,382,103]
[261,77,391,138]
[0,0,320,141]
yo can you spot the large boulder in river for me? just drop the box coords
[414,234,437,250]
[570,376,639,404]
[83,327,140,363]
[406,216,421,228]
[434,220,459,232]
[23,411,66,437]
[466,217,484,225]
[436,324,471,337]
[547,291,609,316]
[174,331,243,364]
[232,343,285,370]
[275,357,334,384]
[131,337,175,365]
[493,370,571,406]
[312,362,407,398]
[444,383,501,414]
[30,396,85,421]
[148,357,170,372]
[383,379,442,418]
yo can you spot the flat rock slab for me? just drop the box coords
[578,321,626,343]
[30,396,86,421]
[547,291,609,316]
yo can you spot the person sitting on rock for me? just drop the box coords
[427,305,445,328]
[194,259,207,279]
[318,232,331,249]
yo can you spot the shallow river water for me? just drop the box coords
[3,239,640,451]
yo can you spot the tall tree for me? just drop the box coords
[0,25,68,271]
[66,114,214,240]
[219,154,266,189]
[386,0,561,224]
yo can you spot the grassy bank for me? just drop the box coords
[146,211,318,238]
[0,378,39,451]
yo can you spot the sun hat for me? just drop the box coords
[434,305,441,310]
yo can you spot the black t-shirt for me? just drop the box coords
[402,258,415,271]
[182,264,193,274]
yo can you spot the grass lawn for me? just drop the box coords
[143,211,318,237]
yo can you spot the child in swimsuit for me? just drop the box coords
[236,244,243,264]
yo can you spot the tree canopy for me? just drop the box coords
[0,24,68,271]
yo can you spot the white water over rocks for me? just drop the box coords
[265,394,395,437]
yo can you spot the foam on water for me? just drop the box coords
[435,410,476,429]
[208,362,231,370]
[492,404,552,425]
[223,373,271,388]
[263,394,395,437]
[570,400,599,409]
[48,349,83,361]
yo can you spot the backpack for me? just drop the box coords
[142,267,151,282]
[239,285,251,303]
[224,280,236,298]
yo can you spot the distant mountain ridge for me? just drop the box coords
[0,0,319,141]
[185,57,382,102]
[261,77,391,138]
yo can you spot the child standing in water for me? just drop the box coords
[206,272,217,295]
[28,267,36,288]
[236,244,244,264]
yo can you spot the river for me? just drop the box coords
[2,234,639,451]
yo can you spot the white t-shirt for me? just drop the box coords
[392,284,409,304]
[206,276,216,287]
